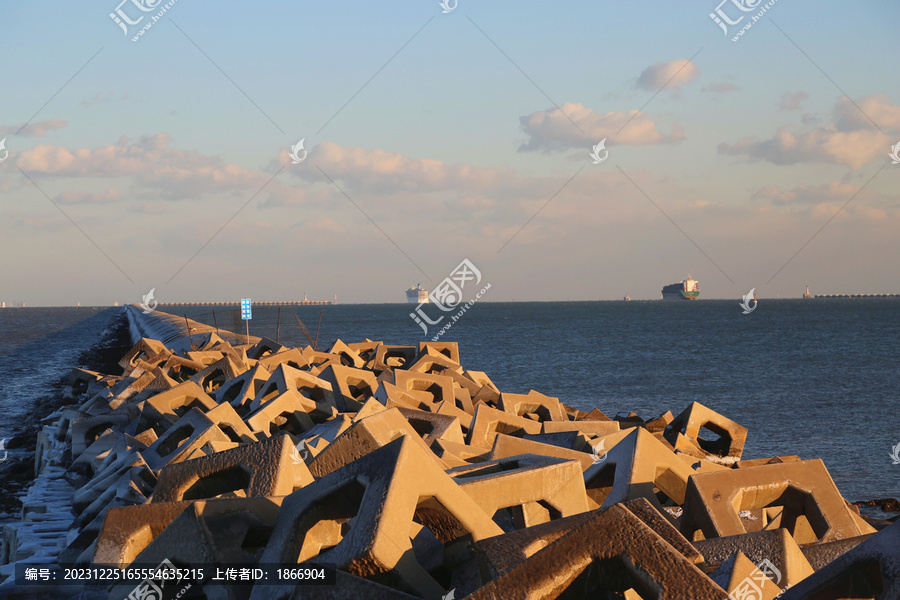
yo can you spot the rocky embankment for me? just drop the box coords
[0,305,897,599]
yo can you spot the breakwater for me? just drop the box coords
[0,306,897,598]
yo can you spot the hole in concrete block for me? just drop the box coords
[171,398,210,419]
[298,384,328,403]
[219,380,245,406]
[696,422,731,455]
[218,424,245,444]
[511,501,556,529]
[383,350,410,367]
[733,484,830,541]
[200,368,226,393]
[169,365,200,382]
[490,507,517,533]
[407,381,445,402]
[346,379,374,402]
[559,556,651,598]
[289,479,367,563]
[156,424,195,458]
[268,411,309,436]
[493,421,529,438]
[585,463,617,507]
[407,418,435,440]
[182,465,252,501]
[85,422,115,446]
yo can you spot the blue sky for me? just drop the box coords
[1,0,898,305]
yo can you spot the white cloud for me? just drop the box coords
[778,91,808,111]
[518,102,683,152]
[719,95,900,169]
[635,59,699,92]
[0,119,67,137]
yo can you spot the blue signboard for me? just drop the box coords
[241,299,252,320]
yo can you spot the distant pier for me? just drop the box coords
[157,300,331,306]
[814,294,900,298]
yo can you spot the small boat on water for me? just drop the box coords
[624,295,630,301]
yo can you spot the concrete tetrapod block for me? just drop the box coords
[138,380,218,429]
[140,408,231,472]
[498,392,567,423]
[467,405,543,448]
[150,434,306,503]
[395,407,465,446]
[309,408,449,476]
[257,347,309,372]
[300,347,343,375]
[407,352,465,378]
[250,363,312,409]
[325,339,366,368]
[693,528,816,587]
[372,344,418,372]
[94,500,193,566]
[250,436,504,600]
[188,355,246,394]
[157,355,208,383]
[66,367,103,400]
[119,338,171,372]
[245,389,321,438]
[467,502,727,600]
[215,364,272,414]
[582,427,694,515]
[203,401,260,444]
[664,401,748,464]
[104,498,283,600]
[248,337,287,360]
[448,454,588,531]
[463,371,499,393]
[709,551,785,600]
[473,498,702,588]
[680,458,872,544]
[644,410,675,433]
[490,433,595,471]
[250,365,336,413]
[71,414,132,459]
[778,519,900,600]
[317,364,379,412]
[416,341,460,364]
[374,380,437,413]
[577,408,613,421]
[433,399,475,433]
[393,371,457,406]
[346,339,382,362]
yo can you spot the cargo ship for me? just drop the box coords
[661,276,699,300]
[406,284,429,304]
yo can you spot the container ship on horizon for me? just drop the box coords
[406,284,429,304]
[661,276,699,300]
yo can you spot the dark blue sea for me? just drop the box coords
[2,300,898,503]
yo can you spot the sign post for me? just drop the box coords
[241,298,252,340]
